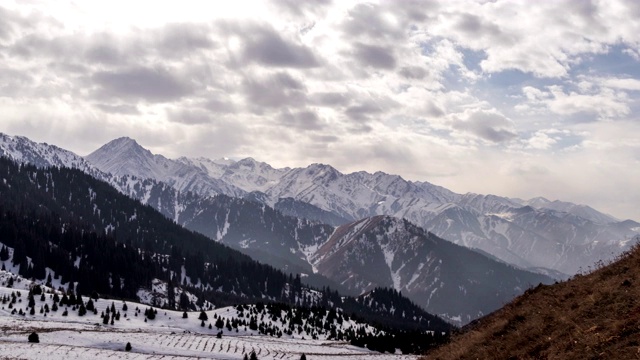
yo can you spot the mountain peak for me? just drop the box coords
[100,137,146,153]
[85,137,164,178]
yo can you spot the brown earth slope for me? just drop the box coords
[424,243,640,359]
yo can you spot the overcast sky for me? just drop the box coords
[1,0,639,220]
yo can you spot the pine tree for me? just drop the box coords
[78,303,87,316]
[86,298,95,312]
[28,332,39,343]
[198,310,208,321]
[0,245,8,261]
[125,342,132,351]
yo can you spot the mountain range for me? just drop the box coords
[2,132,637,324]
[84,136,638,275]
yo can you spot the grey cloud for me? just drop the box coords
[157,23,216,55]
[342,3,403,41]
[166,108,213,125]
[0,67,34,96]
[94,103,140,115]
[269,0,332,17]
[346,123,373,134]
[0,6,62,42]
[221,22,319,68]
[84,34,123,65]
[202,97,236,114]
[310,92,351,107]
[454,13,515,46]
[242,71,307,109]
[399,66,429,79]
[0,7,16,40]
[345,102,383,121]
[278,109,324,130]
[310,134,339,143]
[10,33,71,59]
[453,111,518,143]
[394,0,439,23]
[353,43,396,69]
[92,66,194,103]
[425,102,445,118]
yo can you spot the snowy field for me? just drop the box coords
[0,279,417,359]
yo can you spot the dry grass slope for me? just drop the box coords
[424,243,640,360]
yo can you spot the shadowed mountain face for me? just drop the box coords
[426,239,640,360]
[310,216,554,324]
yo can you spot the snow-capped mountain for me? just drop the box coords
[0,133,105,180]
[82,137,640,275]
[0,133,559,324]
[2,133,638,275]
[85,137,245,197]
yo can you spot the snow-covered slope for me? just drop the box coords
[0,274,419,359]
[85,137,245,197]
[0,133,106,180]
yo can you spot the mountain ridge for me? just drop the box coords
[81,135,640,274]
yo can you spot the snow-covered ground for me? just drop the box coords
[0,274,416,360]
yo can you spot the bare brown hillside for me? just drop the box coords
[424,243,640,360]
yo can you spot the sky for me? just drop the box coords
[0,0,639,220]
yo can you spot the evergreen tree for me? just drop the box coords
[78,303,87,316]
[0,245,8,261]
[28,332,39,343]
[198,310,208,321]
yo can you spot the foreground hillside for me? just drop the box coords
[425,241,640,359]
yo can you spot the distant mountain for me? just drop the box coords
[82,136,640,274]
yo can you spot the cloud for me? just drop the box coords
[352,42,396,69]
[341,3,404,41]
[92,66,195,103]
[166,108,213,125]
[310,92,351,107]
[156,23,216,55]
[94,103,140,115]
[269,0,332,17]
[526,131,558,150]
[221,22,320,68]
[277,109,325,130]
[399,66,429,80]
[241,71,307,110]
[344,101,385,123]
[452,110,518,143]
[600,78,640,91]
